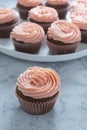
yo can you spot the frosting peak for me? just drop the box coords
[29,6,58,23]
[47,0,68,5]
[47,20,81,43]
[17,67,60,99]
[0,8,16,24]
[18,0,42,7]
[11,22,45,43]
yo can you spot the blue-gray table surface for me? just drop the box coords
[0,0,87,130]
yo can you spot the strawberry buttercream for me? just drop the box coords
[47,20,81,43]
[17,67,60,99]
[11,22,45,43]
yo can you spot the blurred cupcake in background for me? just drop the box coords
[70,2,87,43]
[70,0,87,11]
[28,6,58,33]
[76,0,87,6]
[0,8,19,38]
[47,20,81,54]
[17,0,42,20]
[11,22,45,54]
[45,0,69,19]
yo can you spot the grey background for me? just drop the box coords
[0,0,87,130]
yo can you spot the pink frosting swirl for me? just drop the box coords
[29,6,58,23]
[77,0,87,6]
[17,67,60,99]
[47,20,81,43]
[11,22,45,43]
[0,8,17,24]
[47,0,68,5]
[70,0,87,30]
[18,0,42,7]
[71,1,87,11]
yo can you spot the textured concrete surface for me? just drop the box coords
[0,53,87,130]
[0,0,87,130]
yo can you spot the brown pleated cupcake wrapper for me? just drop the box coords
[0,29,12,38]
[45,3,69,19]
[81,30,87,43]
[16,92,59,115]
[18,9,28,20]
[57,7,69,19]
[0,19,19,38]
[17,4,31,20]
[47,40,79,54]
[13,39,41,54]
[38,22,51,34]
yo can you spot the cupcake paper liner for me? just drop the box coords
[0,19,19,38]
[13,39,42,54]
[17,3,42,20]
[16,90,59,115]
[17,3,32,20]
[81,30,87,43]
[57,7,69,19]
[47,40,79,54]
[36,22,51,34]
[45,3,69,19]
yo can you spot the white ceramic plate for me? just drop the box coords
[0,37,87,62]
[0,8,87,62]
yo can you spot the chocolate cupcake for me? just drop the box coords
[11,22,45,53]
[45,0,69,19]
[70,1,87,43]
[47,20,81,54]
[28,6,58,33]
[17,0,42,20]
[0,8,19,38]
[15,66,60,115]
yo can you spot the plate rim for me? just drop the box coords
[0,44,87,62]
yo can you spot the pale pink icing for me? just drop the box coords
[47,20,81,43]
[70,7,87,30]
[71,1,87,11]
[47,0,68,5]
[18,0,42,7]
[77,0,87,5]
[11,22,45,43]
[0,8,17,24]
[17,67,60,99]
[29,6,58,23]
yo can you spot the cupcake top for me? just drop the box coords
[47,20,81,43]
[70,9,87,30]
[29,6,58,23]
[77,0,87,5]
[47,0,68,5]
[0,8,17,24]
[71,0,87,12]
[71,0,87,10]
[17,0,42,7]
[11,22,45,43]
[17,66,60,99]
